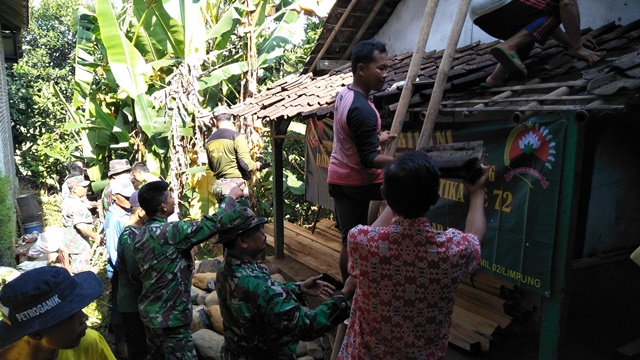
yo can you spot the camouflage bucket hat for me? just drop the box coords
[108,159,132,177]
[215,199,267,244]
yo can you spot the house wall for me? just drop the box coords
[376,0,640,56]
[0,21,18,186]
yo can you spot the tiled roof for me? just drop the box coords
[233,19,640,124]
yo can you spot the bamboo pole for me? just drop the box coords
[416,0,472,149]
[384,0,442,157]
[308,0,359,73]
[512,86,571,123]
[340,0,387,60]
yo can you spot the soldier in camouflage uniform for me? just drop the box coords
[215,201,357,359]
[133,180,245,360]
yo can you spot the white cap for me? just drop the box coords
[111,178,135,197]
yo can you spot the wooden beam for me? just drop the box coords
[416,0,472,149]
[315,59,351,71]
[271,119,291,258]
[340,0,387,61]
[385,0,442,157]
[309,0,359,73]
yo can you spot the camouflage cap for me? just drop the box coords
[108,159,132,177]
[215,199,267,244]
[67,175,90,189]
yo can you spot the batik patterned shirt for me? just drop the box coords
[133,197,237,329]
[216,252,350,359]
[338,216,481,360]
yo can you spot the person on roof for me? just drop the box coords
[327,39,397,283]
[469,0,602,87]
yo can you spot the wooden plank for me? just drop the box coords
[265,232,341,280]
[282,222,342,253]
[456,284,510,320]
[452,305,500,337]
[265,225,340,264]
[449,321,484,352]
[454,297,513,329]
[264,255,319,282]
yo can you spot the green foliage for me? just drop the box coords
[7,0,83,192]
[0,176,16,267]
[251,123,316,225]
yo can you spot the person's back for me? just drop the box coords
[337,151,488,360]
[205,127,246,179]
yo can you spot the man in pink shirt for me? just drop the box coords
[327,39,396,282]
[337,151,489,359]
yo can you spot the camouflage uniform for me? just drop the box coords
[132,197,239,359]
[60,195,92,273]
[216,252,351,359]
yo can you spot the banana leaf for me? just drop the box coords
[96,0,151,97]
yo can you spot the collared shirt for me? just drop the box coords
[338,216,481,360]
[104,204,130,278]
[216,252,350,359]
[133,197,237,329]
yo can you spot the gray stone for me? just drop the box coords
[197,259,222,274]
[205,291,219,307]
[192,329,224,360]
[296,340,307,357]
[191,305,212,333]
[196,291,209,306]
[191,286,207,304]
[305,341,324,359]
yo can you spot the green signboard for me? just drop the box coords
[305,115,568,296]
[428,116,567,297]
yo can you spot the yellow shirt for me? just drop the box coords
[56,329,115,360]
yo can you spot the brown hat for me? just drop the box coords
[108,159,131,177]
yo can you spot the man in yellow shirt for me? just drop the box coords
[0,266,115,360]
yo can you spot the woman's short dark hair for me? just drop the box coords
[382,151,440,219]
[351,39,387,74]
[138,180,170,217]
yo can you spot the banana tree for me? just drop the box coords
[64,0,315,217]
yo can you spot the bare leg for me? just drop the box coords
[486,29,535,85]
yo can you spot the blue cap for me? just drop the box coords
[0,267,103,348]
[129,190,139,208]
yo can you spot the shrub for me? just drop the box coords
[0,176,16,267]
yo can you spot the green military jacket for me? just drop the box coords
[216,252,350,359]
[205,128,257,179]
[133,197,237,328]
[117,225,142,313]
